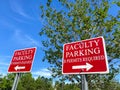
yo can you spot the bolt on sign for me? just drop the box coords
[62,37,109,74]
[8,47,36,73]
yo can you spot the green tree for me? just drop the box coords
[0,73,15,90]
[0,74,2,88]
[63,83,80,90]
[35,76,53,90]
[39,0,120,89]
[17,73,54,90]
[17,81,25,90]
[55,81,80,90]
[18,73,36,90]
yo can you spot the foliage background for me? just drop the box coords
[39,0,120,90]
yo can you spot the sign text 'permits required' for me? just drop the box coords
[8,47,36,73]
[62,37,109,74]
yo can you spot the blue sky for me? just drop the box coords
[0,0,52,78]
[0,0,120,82]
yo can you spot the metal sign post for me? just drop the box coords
[8,47,36,90]
[12,73,21,90]
[62,37,109,90]
[81,74,88,90]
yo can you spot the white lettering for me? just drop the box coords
[94,47,100,54]
[94,40,99,46]
[13,55,32,61]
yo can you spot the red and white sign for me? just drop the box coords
[8,47,36,73]
[62,37,109,74]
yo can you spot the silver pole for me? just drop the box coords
[81,74,88,90]
[11,73,21,90]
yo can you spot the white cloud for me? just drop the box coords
[25,35,40,47]
[0,55,11,59]
[32,68,52,78]
[9,0,33,19]
[0,62,9,66]
[0,55,11,66]
[9,0,40,24]
[0,55,11,75]
[12,30,41,47]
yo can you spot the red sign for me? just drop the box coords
[62,37,109,74]
[8,47,36,73]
